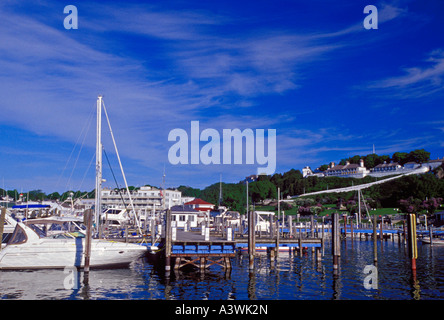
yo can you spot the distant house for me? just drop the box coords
[170,205,199,228]
[184,198,215,212]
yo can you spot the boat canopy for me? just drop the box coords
[12,204,51,209]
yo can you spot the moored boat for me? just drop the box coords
[0,215,147,270]
[421,237,444,245]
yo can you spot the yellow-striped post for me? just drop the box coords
[407,213,418,270]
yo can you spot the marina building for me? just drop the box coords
[171,205,199,228]
[184,198,215,212]
[101,186,182,211]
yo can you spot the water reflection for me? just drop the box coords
[0,240,443,300]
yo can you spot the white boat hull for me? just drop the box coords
[421,238,444,245]
[0,238,147,270]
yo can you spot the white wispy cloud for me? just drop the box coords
[366,49,444,97]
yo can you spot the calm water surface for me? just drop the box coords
[1,239,443,300]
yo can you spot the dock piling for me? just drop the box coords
[165,209,172,276]
[373,214,378,265]
[332,212,340,270]
[407,213,418,271]
[0,207,6,252]
[83,209,93,285]
[248,209,255,270]
[429,226,433,246]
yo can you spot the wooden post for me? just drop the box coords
[407,214,418,271]
[373,214,378,265]
[429,225,433,246]
[150,219,155,245]
[311,215,315,238]
[276,188,281,259]
[380,217,383,241]
[402,220,407,245]
[358,189,361,228]
[172,226,177,241]
[200,257,206,271]
[332,213,340,270]
[288,215,293,238]
[227,227,232,241]
[275,218,280,259]
[224,257,231,270]
[270,247,275,260]
[204,225,210,241]
[316,247,322,262]
[350,217,354,242]
[165,209,172,276]
[0,207,6,252]
[277,187,280,237]
[248,210,255,270]
[298,227,303,257]
[83,209,93,285]
[321,216,325,256]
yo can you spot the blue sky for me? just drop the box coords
[0,0,443,193]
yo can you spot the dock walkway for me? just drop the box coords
[169,230,236,270]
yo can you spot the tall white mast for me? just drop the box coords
[102,101,143,235]
[94,95,103,230]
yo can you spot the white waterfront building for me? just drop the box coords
[101,186,182,212]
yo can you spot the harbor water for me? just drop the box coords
[1,239,443,300]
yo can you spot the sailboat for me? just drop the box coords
[0,96,147,269]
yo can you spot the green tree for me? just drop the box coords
[28,189,46,201]
[47,192,61,200]
[392,152,409,165]
[407,149,430,164]
[364,154,378,168]
[249,180,277,203]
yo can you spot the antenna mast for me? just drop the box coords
[94,95,103,231]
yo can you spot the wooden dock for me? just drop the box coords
[169,230,236,270]
[158,208,325,274]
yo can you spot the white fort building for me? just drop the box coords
[303,158,443,179]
